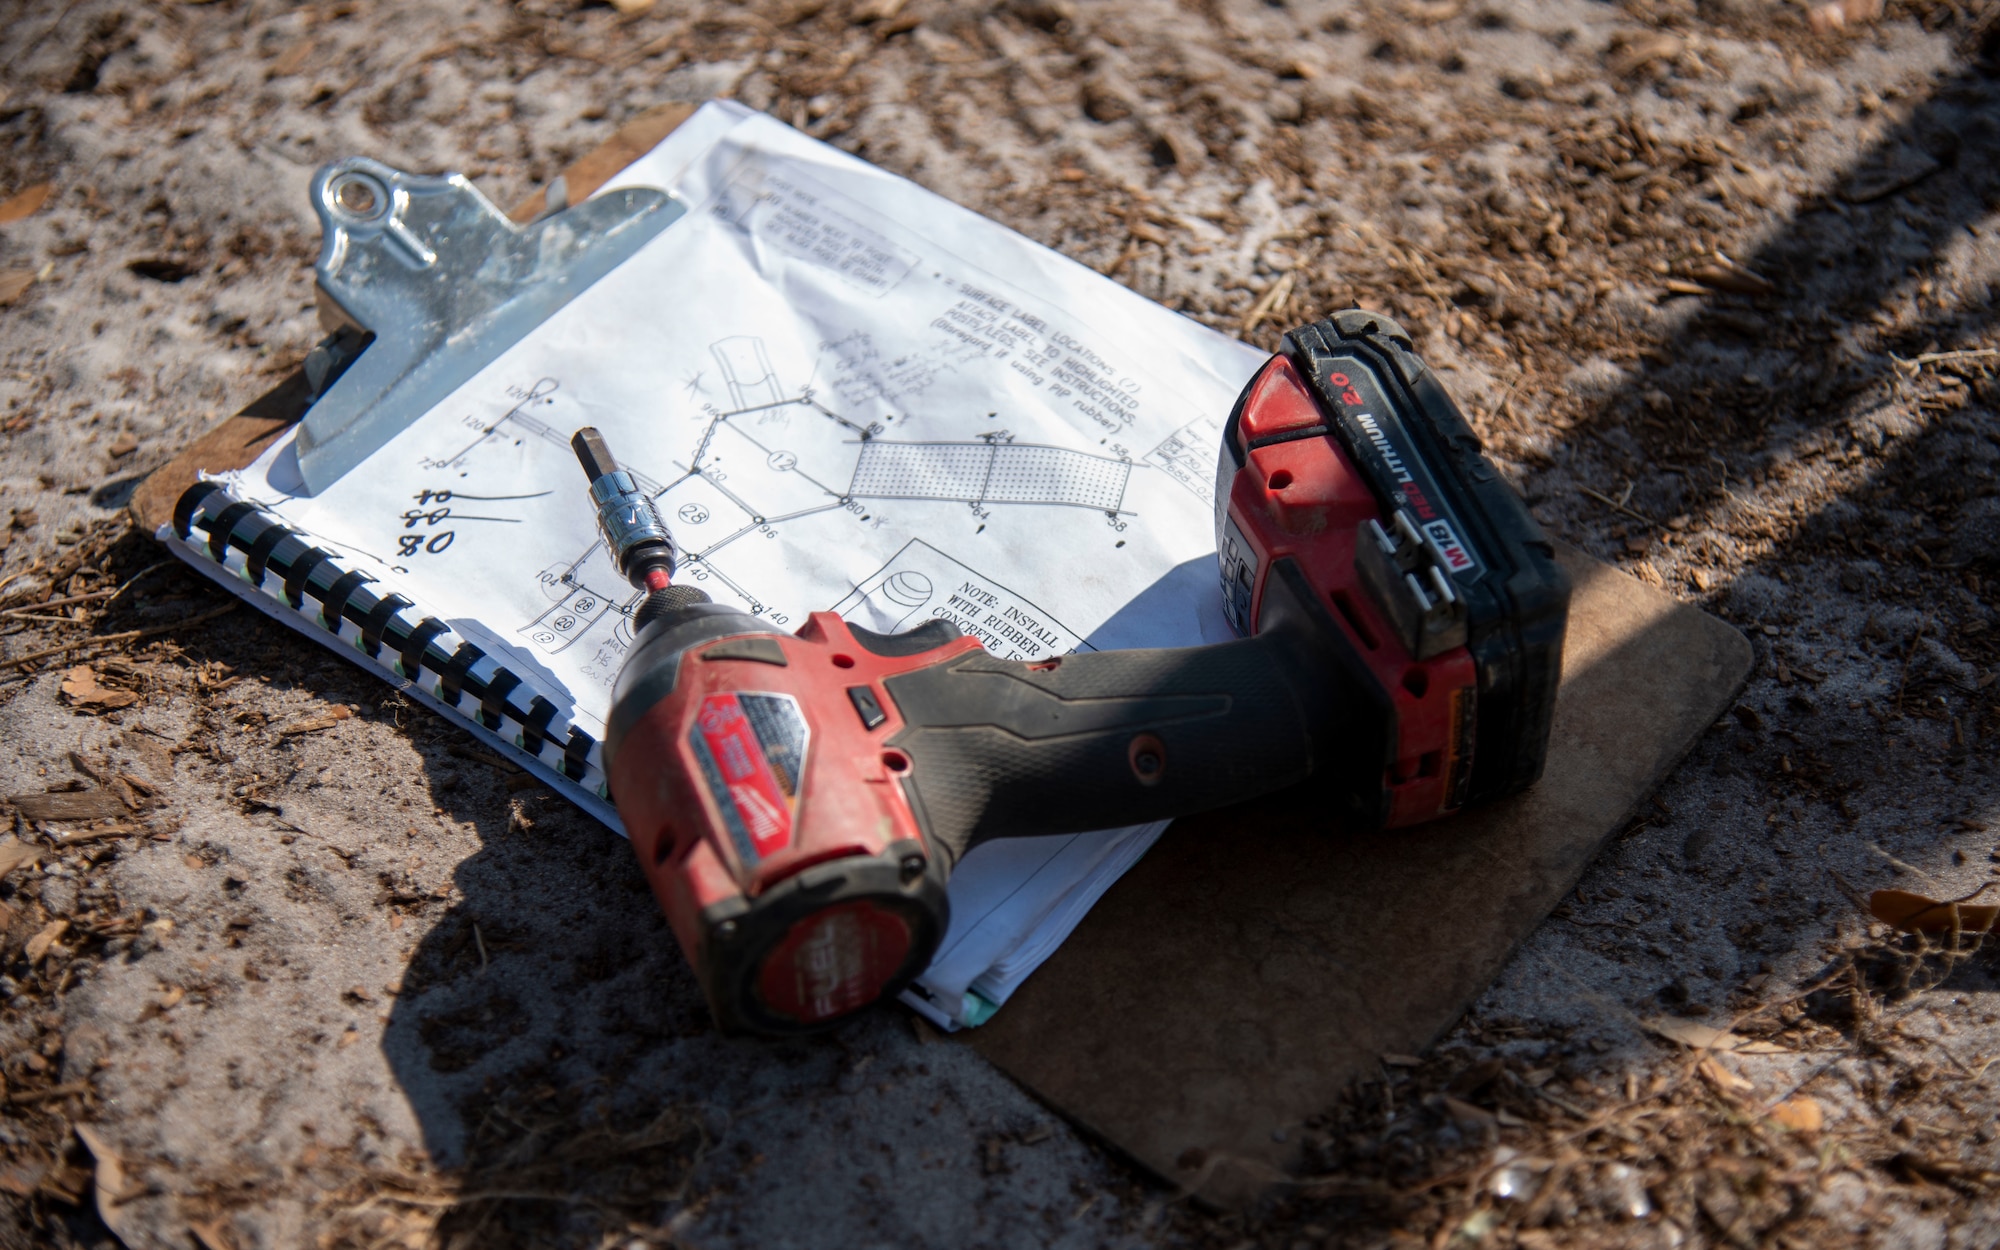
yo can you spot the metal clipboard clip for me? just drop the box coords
[295,157,685,494]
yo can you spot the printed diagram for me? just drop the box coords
[835,541,1086,662]
[425,335,1139,661]
[1144,414,1224,502]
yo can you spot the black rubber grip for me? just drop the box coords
[882,628,1326,869]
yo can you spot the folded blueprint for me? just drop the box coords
[205,99,1266,1027]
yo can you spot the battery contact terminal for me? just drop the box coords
[1356,509,1469,662]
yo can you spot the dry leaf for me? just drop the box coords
[1440,1095,1498,1133]
[53,822,141,847]
[852,0,908,19]
[1810,0,1883,32]
[61,666,141,711]
[11,789,128,822]
[0,269,34,305]
[606,0,658,11]
[1686,262,1776,298]
[266,39,314,78]
[1606,33,1680,78]
[122,733,177,782]
[1643,1016,1789,1055]
[1769,1096,1824,1133]
[1696,1056,1754,1093]
[74,1125,145,1247]
[189,1217,239,1250]
[0,183,54,225]
[279,705,353,736]
[1398,0,1462,22]
[25,919,69,965]
[1870,888,2000,934]
[0,838,42,881]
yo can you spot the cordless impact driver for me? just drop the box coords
[584,311,1570,1035]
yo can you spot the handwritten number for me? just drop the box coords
[397,530,456,558]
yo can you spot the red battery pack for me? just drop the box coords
[1216,312,1570,828]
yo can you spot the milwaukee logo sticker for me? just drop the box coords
[690,692,809,871]
[1320,358,1485,581]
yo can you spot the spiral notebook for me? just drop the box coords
[155,101,1266,1027]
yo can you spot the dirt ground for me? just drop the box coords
[2,0,1999,1246]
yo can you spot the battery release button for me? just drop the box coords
[1237,356,1328,446]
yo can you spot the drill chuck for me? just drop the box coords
[572,428,679,589]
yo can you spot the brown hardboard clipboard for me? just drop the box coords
[972,546,1749,1205]
[134,103,1752,1209]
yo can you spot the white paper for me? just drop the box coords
[216,101,1266,1025]
[900,821,1166,1030]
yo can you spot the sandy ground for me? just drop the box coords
[1,0,1999,1247]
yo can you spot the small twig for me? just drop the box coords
[1578,486,1658,529]
[362,1187,615,1210]
[1240,270,1297,335]
[1535,1086,1594,1119]
[3,591,110,618]
[8,1081,91,1104]
[1893,347,2000,371]
[102,559,177,608]
[0,563,171,619]
[474,922,490,971]
[1893,618,1929,715]
[1755,1054,1850,1115]
[3,601,238,670]
[1489,372,1525,424]
[0,560,48,602]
